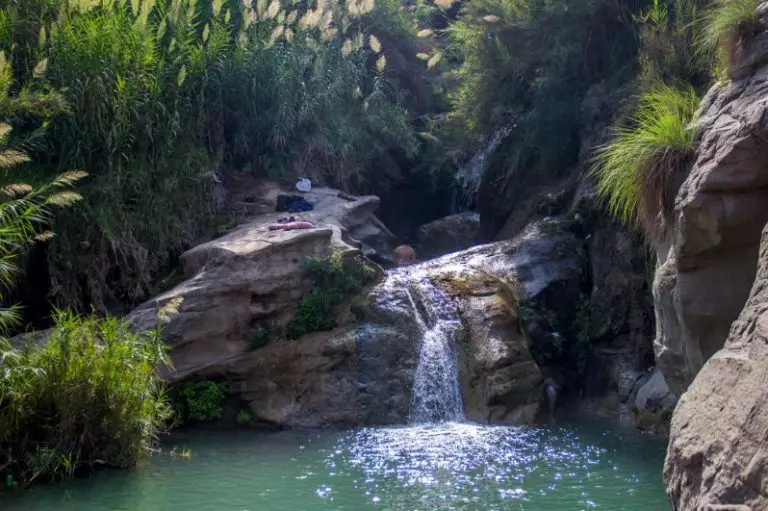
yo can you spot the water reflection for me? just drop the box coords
[4,421,668,511]
[327,422,666,510]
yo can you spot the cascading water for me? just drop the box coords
[401,274,465,423]
[452,121,516,212]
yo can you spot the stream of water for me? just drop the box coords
[452,122,515,212]
[407,276,464,424]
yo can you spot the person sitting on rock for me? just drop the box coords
[394,245,417,266]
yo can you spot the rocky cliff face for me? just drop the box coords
[130,189,621,427]
[664,222,768,510]
[653,25,768,396]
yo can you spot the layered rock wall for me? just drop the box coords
[664,222,768,510]
[653,26,768,396]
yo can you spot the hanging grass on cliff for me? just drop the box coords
[591,85,700,239]
[697,0,761,73]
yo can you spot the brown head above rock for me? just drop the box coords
[394,245,417,266]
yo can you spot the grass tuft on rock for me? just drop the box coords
[591,85,700,240]
[697,0,761,73]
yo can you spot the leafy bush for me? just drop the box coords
[287,250,378,339]
[176,380,228,423]
[697,0,760,73]
[236,409,252,426]
[247,328,269,351]
[0,311,171,483]
[591,85,700,239]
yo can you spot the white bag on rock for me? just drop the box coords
[296,178,312,193]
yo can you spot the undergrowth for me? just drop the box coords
[173,380,228,424]
[0,311,171,483]
[287,249,378,340]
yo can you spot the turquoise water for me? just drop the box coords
[3,421,668,511]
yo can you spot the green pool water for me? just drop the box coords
[3,421,669,511]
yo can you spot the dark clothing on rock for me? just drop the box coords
[276,194,314,213]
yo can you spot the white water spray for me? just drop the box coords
[404,276,465,424]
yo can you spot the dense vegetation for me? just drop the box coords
[287,249,378,339]
[0,312,171,483]
[0,0,417,314]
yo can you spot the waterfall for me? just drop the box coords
[453,121,516,212]
[405,275,465,424]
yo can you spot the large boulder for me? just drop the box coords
[444,269,543,424]
[421,218,586,420]
[664,222,768,510]
[417,212,480,259]
[632,367,674,411]
[229,324,418,427]
[653,24,768,395]
[128,187,393,381]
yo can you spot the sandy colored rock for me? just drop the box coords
[128,187,392,381]
[450,270,542,424]
[229,324,418,427]
[664,222,768,510]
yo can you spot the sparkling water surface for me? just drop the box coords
[3,420,669,511]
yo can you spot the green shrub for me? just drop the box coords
[0,311,171,483]
[236,409,252,426]
[286,250,378,340]
[176,380,228,423]
[636,0,712,87]
[697,0,760,73]
[247,328,268,351]
[591,85,700,239]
